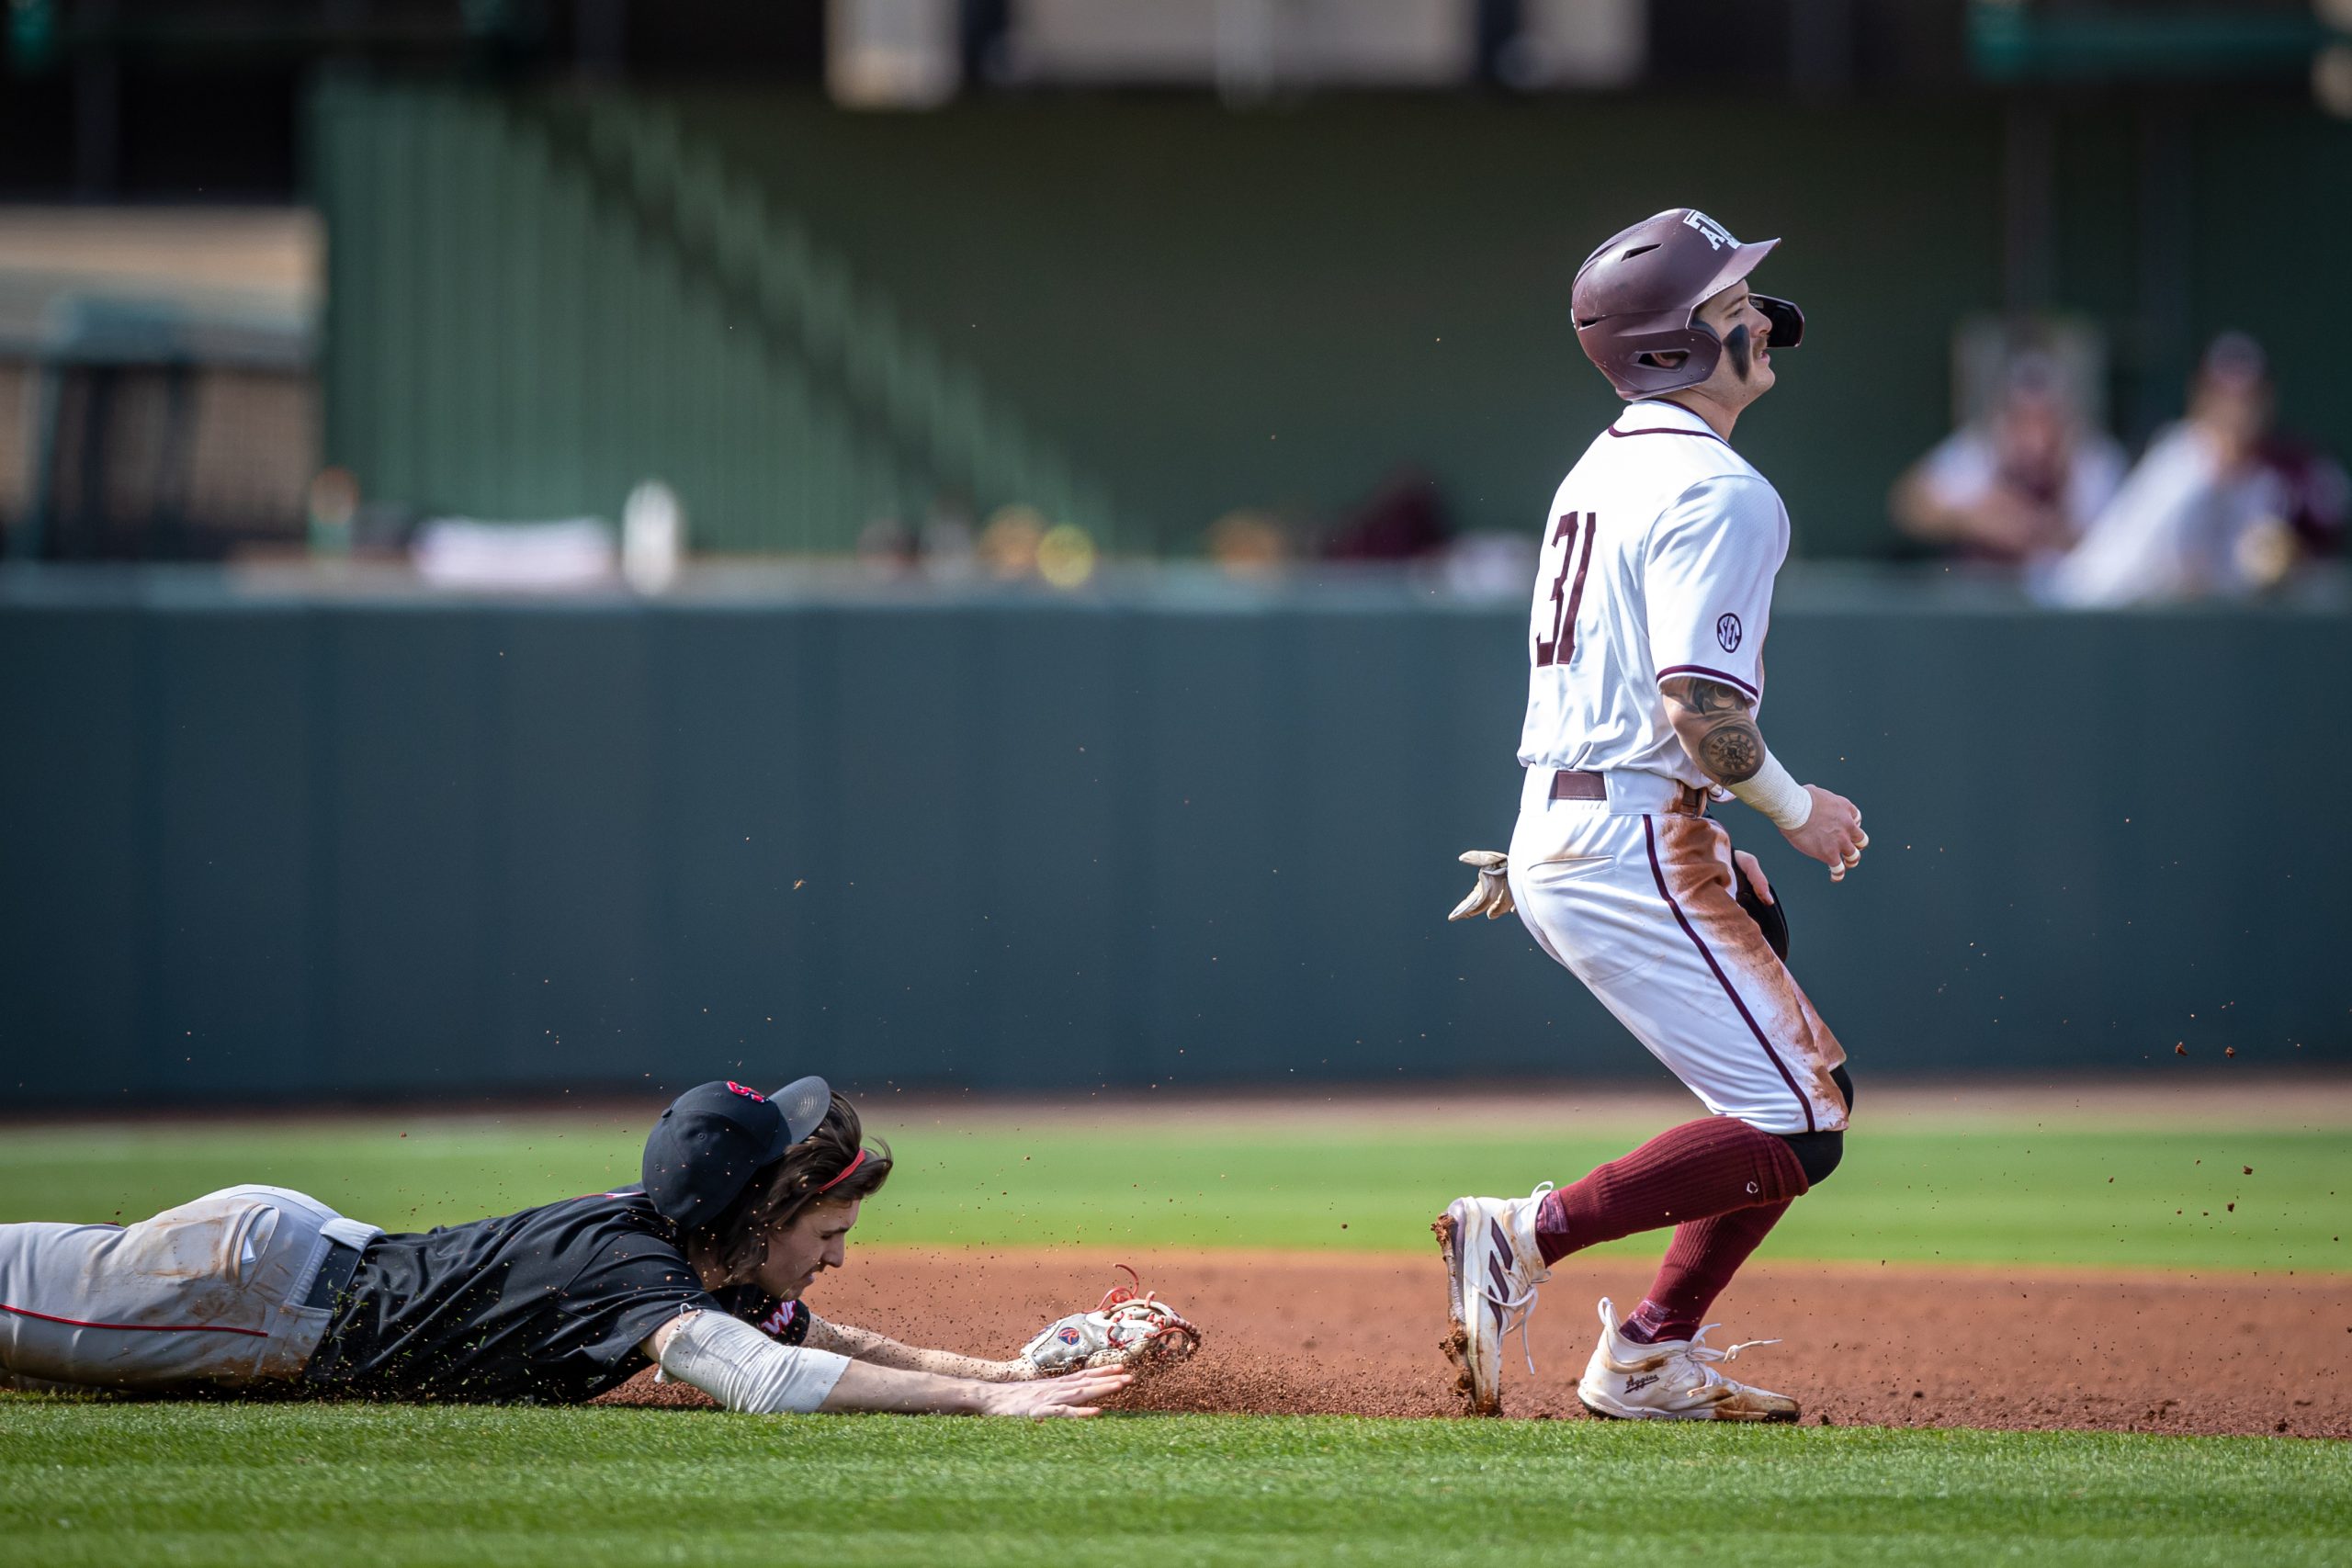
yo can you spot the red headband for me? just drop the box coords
[814,1148,867,1195]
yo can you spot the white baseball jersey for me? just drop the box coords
[1502,396,1847,1135]
[1518,398,1788,789]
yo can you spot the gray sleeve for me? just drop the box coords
[656,1309,851,1414]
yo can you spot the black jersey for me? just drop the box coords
[301,1190,809,1404]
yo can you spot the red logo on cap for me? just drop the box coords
[725,1081,767,1102]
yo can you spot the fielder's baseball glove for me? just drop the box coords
[1018,1266,1203,1377]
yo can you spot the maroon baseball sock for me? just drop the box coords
[1619,1199,1792,1344]
[1533,1116,1807,1267]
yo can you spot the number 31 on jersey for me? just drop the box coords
[1534,512,1598,669]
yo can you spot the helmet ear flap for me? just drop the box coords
[1753,295,1804,349]
[1600,322,1723,395]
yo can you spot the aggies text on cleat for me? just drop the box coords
[1575,1296,1800,1422]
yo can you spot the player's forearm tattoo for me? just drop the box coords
[1660,675,1765,786]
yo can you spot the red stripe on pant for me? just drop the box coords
[1,1302,269,1337]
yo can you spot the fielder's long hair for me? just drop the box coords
[695,1092,892,1285]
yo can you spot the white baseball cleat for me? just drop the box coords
[1575,1296,1800,1423]
[1433,1181,1554,1416]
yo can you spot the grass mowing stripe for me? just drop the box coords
[0,1119,2341,1271]
[2,1403,2346,1568]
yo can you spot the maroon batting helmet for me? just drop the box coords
[1572,209,1804,400]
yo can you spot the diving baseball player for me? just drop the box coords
[0,1078,1196,1413]
[1436,209,1867,1420]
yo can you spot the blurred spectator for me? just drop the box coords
[2042,333,2349,607]
[978,503,1046,577]
[856,514,921,573]
[1034,523,1098,589]
[1439,531,1539,601]
[920,490,979,580]
[1205,509,1289,577]
[1890,352,2126,567]
[1322,467,1453,561]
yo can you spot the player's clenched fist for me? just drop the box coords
[1781,784,1868,881]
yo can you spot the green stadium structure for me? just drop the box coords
[311,81,1120,553]
[311,84,2352,558]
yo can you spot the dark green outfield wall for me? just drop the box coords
[1,573,2343,1106]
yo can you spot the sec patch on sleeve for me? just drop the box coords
[1716,613,1743,651]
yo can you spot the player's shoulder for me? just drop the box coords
[1574,402,1776,508]
[1661,466,1783,523]
[518,1188,687,1258]
[537,1190,707,1301]
[1623,461,1783,544]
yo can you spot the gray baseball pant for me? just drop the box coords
[0,1185,381,1392]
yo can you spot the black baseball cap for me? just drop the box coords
[640,1077,831,1230]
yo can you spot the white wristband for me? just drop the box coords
[1728,751,1812,830]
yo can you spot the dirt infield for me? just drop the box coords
[601,1247,2352,1437]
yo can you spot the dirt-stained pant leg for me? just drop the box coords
[1645,814,1848,1131]
[1510,796,1848,1136]
[0,1185,381,1392]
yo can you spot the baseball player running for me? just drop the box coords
[1436,208,1865,1421]
[0,1078,1195,1414]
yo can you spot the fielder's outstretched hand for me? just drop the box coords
[980,1367,1132,1417]
[1448,851,1514,920]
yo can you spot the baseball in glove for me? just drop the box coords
[1018,1266,1203,1378]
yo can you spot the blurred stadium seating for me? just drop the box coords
[2,2,2348,1103]
[4,2,2347,562]
[0,208,317,558]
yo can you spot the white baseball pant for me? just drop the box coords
[0,1185,381,1392]
[1508,767,1849,1136]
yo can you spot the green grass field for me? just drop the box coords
[0,1110,2339,1271]
[3,1100,2346,1566]
[3,1402,2346,1568]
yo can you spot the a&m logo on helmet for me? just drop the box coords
[725,1081,767,1102]
[1682,210,1736,252]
